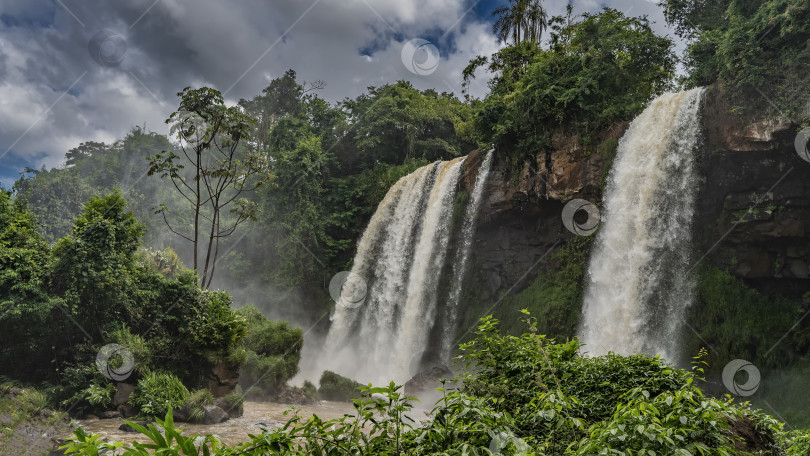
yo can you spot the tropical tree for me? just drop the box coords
[148,87,272,288]
[491,0,548,44]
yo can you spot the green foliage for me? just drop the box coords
[130,371,189,418]
[185,388,214,424]
[0,190,59,382]
[236,306,303,396]
[50,191,144,341]
[84,382,116,408]
[109,325,152,376]
[135,246,185,279]
[472,8,676,171]
[486,236,591,338]
[181,290,247,357]
[61,410,224,455]
[688,265,810,370]
[63,319,804,455]
[13,128,173,244]
[224,386,245,412]
[785,429,810,456]
[344,81,477,166]
[301,380,319,402]
[661,0,810,119]
[317,370,363,402]
[149,86,271,289]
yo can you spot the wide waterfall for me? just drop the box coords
[315,152,493,385]
[580,88,705,362]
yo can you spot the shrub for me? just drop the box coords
[688,265,810,371]
[224,386,245,412]
[61,318,801,455]
[84,382,115,408]
[318,370,363,402]
[236,306,303,396]
[302,380,319,402]
[662,0,810,120]
[108,325,152,376]
[471,9,676,171]
[16,389,48,415]
[130,371,189,418]
[185,388,214,424]
[181,290,248,357]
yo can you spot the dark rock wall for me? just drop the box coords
[696,87,810,300]
[461,86,810,326]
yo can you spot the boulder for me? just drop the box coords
[404,365,454,395]
[208,362,240,397]
[100,410,121,419]
[172,405,190,423]
[112,383,136,407]
[202,405,229,424]
[117,404,137,418]
[214,397,243,418]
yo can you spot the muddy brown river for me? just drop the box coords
[71,400,432,447]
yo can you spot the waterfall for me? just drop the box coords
[440,151,493,360]
[318,155,487,385]
[580,88,705,361]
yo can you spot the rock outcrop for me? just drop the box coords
[208,362,240,397]
[463,85,809,315]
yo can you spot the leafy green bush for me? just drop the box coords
[317,370,363,402]
[236,306,303,396]
[185,388,214,424]
[662,0,810,120]
[471,8,676,171]
[109,325,152,376]
[61,317,805,455]
[785,429,810,456]
[181,290,248,358]
[224,386,245,412]
[130,371,189,418]
[688,265,810,371]
[84,382,115,408]
[302,380,319,402]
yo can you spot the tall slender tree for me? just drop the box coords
[148,87,272,289]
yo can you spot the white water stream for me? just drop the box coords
[580,88,706,361]
[313,153,492,385]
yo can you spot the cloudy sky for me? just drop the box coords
[0,0,682,188]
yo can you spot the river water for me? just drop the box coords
[72,400,365,447]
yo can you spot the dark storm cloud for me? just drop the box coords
[0,0,680,186]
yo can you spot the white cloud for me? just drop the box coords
[0,0,682,178]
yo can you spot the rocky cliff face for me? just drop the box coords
[696,87,810,300]
[462,85,809,314]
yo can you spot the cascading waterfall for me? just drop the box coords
[440,151,493,361]
[580,88,705,362]
[318,154,491,385]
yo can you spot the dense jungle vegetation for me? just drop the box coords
[1,0,809,454]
